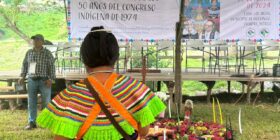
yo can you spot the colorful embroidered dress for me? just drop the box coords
[37,74,166,140]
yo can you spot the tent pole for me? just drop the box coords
[175,0,185,116]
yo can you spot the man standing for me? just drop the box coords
[19,34,55,130]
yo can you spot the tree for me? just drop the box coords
[0,0,31,44]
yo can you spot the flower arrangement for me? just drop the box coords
[144,98,234,140]
[146,119,178,140]
[185,121,233,140]
[145,119,233,140]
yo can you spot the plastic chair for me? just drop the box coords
[259,40,280,73]
[185,39,206,72]
[44,44,59,72]
[156,40,175,72]
[60,42,81,73]
[129,41,148,70]
[210,40,230,75]
[116,41,130,73]
[236,40,257,75]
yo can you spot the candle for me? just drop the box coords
[239,108,242,134]
[163,128,166,140]
[216,98,223,124]
[168,98,171,118]
[212,98,216,123]
[154,125,159,132]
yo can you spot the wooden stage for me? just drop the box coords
[1,70,280,103]
[1,70,280,82]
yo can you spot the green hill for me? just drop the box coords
[0,9,67,41]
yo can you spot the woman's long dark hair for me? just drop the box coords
[80,26,119,68]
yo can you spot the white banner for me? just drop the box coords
[220,0,279,40]
[68,0,280,41]
[69,0,179,40]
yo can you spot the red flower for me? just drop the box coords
[226,131,233,139]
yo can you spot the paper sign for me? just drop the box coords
[29,62,36,74]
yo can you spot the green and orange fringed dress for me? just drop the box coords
[36,74,166,140]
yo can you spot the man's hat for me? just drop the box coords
[31,34,44,41]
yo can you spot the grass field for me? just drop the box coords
[0,103,279,140]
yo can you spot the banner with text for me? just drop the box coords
[182,0,280,40]
[68,0,179,41]
[220,0,279,40]
[68,0,280,41]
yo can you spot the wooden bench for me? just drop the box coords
[0,85,40,99]
[0,86,15,91]
[0,85,34,109]
[0,86,16,109]
[0,91,41,110]
[0,94,41,99]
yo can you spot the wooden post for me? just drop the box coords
[242,83,245,94]
[174,0,185,116]
[246,84,251,104]
[246,75,258,104]
[260,82,264,94]
[7,80,16,110]
[157,81,161,91]
[201,81,216,103]
[227,81,231,94]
